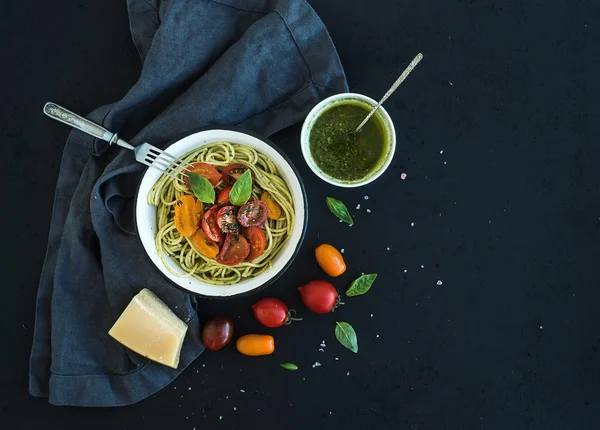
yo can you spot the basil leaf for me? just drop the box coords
[326,197,353,225]
[335,322,358,353]
[280,363,298,371]
[346,274,378,297]
[229,170,253,206]
[188,172,215,204]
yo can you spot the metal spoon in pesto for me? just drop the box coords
[346,53,423,139]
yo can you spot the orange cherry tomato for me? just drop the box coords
[189,228,219,259]
[260,191,282,220]
[315,244,346,277]
[236,334,275,356]
[174,195,203,237]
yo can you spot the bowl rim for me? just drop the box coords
[133,125,308,299]
[300,92,397,188]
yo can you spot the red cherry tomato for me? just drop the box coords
[217,186,232,205]
[221,163,255,185]
[202,205,224,242]
[216,233,250,266]
[242,227,266,262]
[237,201,268,227]
[201,316,234,351]
[252,298,301,328]
[217,206,239,233]
[184,162,221,189]
[298,280,339,314]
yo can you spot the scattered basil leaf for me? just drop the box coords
[280,363,298,371]
[229,169,253,206]
[346,274,378,297]
[335,322,358,353]
[188,172,215,204]
[326,197,353,225]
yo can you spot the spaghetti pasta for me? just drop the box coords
[148,142,295,285]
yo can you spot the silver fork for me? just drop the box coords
[43,102,192,183]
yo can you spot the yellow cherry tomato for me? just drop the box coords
[260,191,282,220]
[315,244,346,277]
[236,334,275,356]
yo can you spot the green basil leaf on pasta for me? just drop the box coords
[346,274,378,297]
[188,172,215,204]
[335,321,358,353]
[229,169,253,206]
[326,197,353,225]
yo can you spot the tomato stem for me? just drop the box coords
[285,309,303,325]
[331,294,345,312]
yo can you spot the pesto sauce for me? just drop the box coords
[309,103,386,181]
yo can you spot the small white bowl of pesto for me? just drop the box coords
[301,93,396,187]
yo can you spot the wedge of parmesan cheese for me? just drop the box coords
[108,288,187,368]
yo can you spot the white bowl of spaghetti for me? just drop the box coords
[135,128,307,297]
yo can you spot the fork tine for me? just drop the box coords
[147,147,194,169]
[145,152,192,175]
[145,155,189,179]
[139,159,185,184]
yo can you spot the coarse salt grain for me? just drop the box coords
[341,249,345,253]
[240,389,245,393]
[401,173,407,180]
[356,204,361,209]
[421,264,425,269]
[318,348,325,352]
[411,222,415,226]
[386,247,390,250]
[364,196,369,200]
[312,362,322,368]
[440,150,444,154]
[366,209,371,213]
[437,280,443,286]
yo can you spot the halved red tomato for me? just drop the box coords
[184,162,221,189]
[217,206,239,233]
[216,233,250,266]
[217,186,232,205]
[242,227,266,262]
[221,163,255,185]
[237,201,268,227]
[202,205,224,242]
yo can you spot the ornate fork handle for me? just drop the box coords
[43,102,119,144]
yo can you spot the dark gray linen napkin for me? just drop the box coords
[30,0,347,407]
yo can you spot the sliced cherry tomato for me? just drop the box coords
[242,226,266,262]
[221,163,255,185]
[202,205,224,242]
[237,201,268,227]
[184,162,221,189]
[252,298,301,328]
[298,280,340,314]
[216,233,250,266]
[315,244,346,277]
[236,334,274,356]
[260,191,282,220]
[189,228,219,259]
[174,195,203,237]
[217,206,239,233]
[217,186,233,205]
[201,316,234,351]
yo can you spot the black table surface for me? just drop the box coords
[2,0,599,429]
